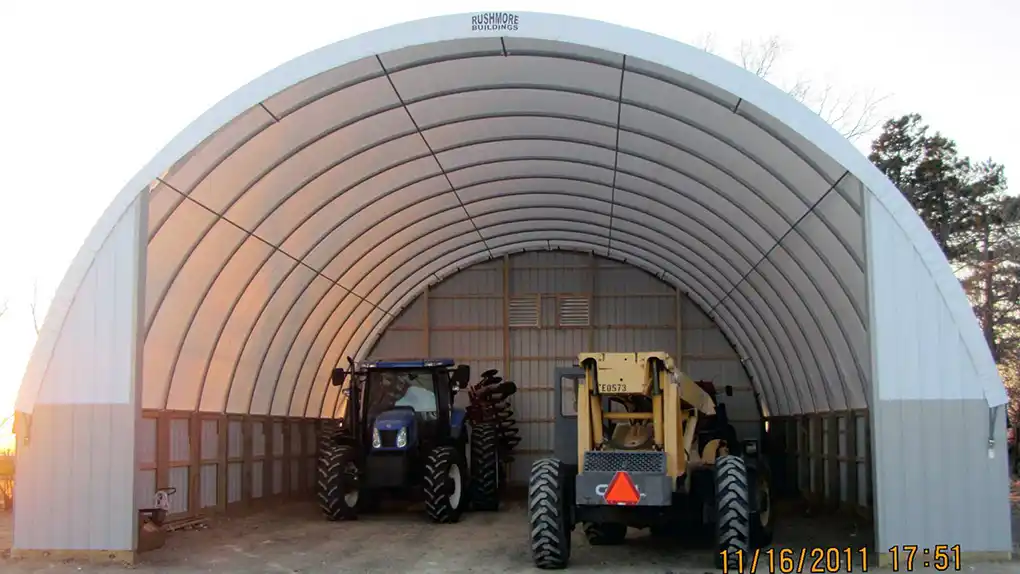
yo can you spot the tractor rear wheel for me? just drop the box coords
[424,445,466,523]
[583,522,627,545]
[751,461,776,547]
[317,444,360,521]
[713,455,752,570]
[528,458,571,569]
[469,422,500,511]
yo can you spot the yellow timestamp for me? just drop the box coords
[887,544,962,571]
[719,547,870,572]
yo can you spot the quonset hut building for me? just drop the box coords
[10,11,1012,566]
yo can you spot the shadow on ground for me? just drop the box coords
[0,488,1016,573]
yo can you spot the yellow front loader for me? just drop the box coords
[527,352,774,571]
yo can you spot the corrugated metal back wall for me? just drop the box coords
[369,251,761,483]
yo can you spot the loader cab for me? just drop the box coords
[553,366,632,466]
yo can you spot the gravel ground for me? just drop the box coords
[0,494,1017,573]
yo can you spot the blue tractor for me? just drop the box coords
[316,358,503,523]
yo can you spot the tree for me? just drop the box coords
[29,280,41,336]
[696,35,888,142]
[868,113,1020,367]
[959,193,1020,363]
[868,114,991,262]
[0,299,7,321]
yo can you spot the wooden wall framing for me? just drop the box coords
[770,411,873,519]
[138,410,323,521]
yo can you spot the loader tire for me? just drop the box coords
[469,422,500,511]
[713,455,751,570]
[583,521,627,545]
[317,444,359,521]
[529,458,571,569]
[424,445,466,523]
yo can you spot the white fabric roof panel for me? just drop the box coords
[141,34,871,417]
[17,12,1005,419]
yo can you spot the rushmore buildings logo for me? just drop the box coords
[470,12,520,31]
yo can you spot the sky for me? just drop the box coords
[0,0,1017,446]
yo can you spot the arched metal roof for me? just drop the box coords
[16,11,1003,418]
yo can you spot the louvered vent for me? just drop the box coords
[508,296,540,327]
[557,296,591,327]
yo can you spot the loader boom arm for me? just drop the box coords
[576,352,716,478]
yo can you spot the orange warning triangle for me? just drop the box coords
[603,471,641,505]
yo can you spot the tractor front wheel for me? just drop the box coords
[424,445,466,523]
[317,444,360,521]
[528,458,571,569]
[713,455,752,570]
[469,422,501,511]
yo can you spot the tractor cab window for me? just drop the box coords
[367,370,438,416]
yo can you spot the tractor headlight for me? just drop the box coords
[743,439,759,456]
[372,427,381,448]
[396,427,408,448]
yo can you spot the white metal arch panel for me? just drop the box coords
[322,194,471,285]
[754,253,857,410]
[257,136,434,250]
[768,243,867,408]
[274,285,357,417]
[296,292,392,416]
[304,183,818,414]
[315,306,388,417]
[20,12,1004,418]
[147,183,188,239]
[732,99,848,196]
[232,264,319,415]
[299,174,452,273]
[322,229,793,414]
[297,301,385,418]
[226,107,421,235]
[427,116,619,151]
[867,192,1003,403]
[343,240,786,415]
[158,105,277,200]
[143,199,217,325]
[612,158,772,260]
[152,218,249,410]
[202,250,296,411]
[197,83,402,217]
[619,105,806,227]
[33,195,145,407]
[189,238,276,412]
[253,274,335,415]
[469,182,614,207]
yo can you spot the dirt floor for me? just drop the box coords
[0,493,1018,573]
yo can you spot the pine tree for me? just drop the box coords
[868,114,985,262]
[869,115,1019,366]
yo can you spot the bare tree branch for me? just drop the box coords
[0,299,7,321]
[738,36,783,79]
[693,31,717,55]
[29,281,40,336]
[706,34,891,142]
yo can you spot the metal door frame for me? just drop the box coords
[553,366,585,464]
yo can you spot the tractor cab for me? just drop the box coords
[331,358,469,458]
[355,359,468,455]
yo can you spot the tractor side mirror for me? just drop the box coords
[724,385,734,397]
[331,368,347,387]
[452,364,471,388]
